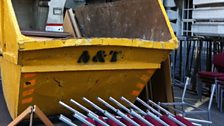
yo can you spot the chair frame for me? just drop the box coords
[197,52,224,112]
[159,77,216,125]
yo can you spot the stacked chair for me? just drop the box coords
[59,97,198,126]
[217,77,224,112]
[159,77,214,125]
[160,52,224,126]
[197,52,224,112]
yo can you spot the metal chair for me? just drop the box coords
[59,96,198,126]
[197,52,224,103]
[217,76,224,112]
[220,87,224,112]
[159,77,216,124]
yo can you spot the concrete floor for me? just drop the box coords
[1,82,224,126]
[0,81,12,126]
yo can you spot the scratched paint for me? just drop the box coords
[131,70,153,97]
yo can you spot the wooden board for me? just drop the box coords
[64,9,82,38]
[75,0,172,41]
[64,10,76,37]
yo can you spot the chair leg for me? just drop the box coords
[197,75,203,100]
[207,111,211,126]
[205,84,216,126]
[216,84,220,108]
[208,84,216,112]
[221,88,224,112]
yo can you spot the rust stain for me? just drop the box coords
[22,89,35,97]
[140,74,149,82]
[146,69,153,74]
[131,90,140,96]
[21,97,33,104]
[24,73,37,78]
[136,83,145,89]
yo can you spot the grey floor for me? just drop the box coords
[0,81,12,126]
[1,82,224,126]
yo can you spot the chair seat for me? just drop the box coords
[107,119,120,126]
[198,71,224,79]
[160,115,178,126]
[145,115,163,126]
[218,77,224,81]
[217,77,224,85]
[175,116,194,126]
[120,118,135,126]
[82,118,96,126]
[133,117,147,126]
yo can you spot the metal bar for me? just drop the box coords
[148,100,174,116]
[103,111,126,126]
[182,40,187,81]
[109,97,130,112]
[220,88,224,112]
[121,97,147,115]
[136,97,162,116]
[116,110,139,126]
[83,97,104,113]
[109,97,153,126]
[73,113,95,126]
[87,112,109,126]
[208,84,216,110]
[146,111,169,126]
[97,97,117,112]
[83,97,126,126]
[59,101,87,118]
[192,123,202,126]
[70,99,98,118]
[129,109,153,126]
[189,41,196,75]
[179,40,183,80]
[160,102,186,106]
[186,117,212,124]
[59,97,198,126]
[97,97,140,126]
[191,40,203,91]
[59,115,78,126]
[186,41,192,75]
[182,77,191,102]
[184,111,208,115]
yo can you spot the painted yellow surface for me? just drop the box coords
[0,0,178,119]
[0,0,3,52]
[1,58,21,118]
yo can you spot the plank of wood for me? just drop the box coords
[68,9,82,38]
[64,10,76,37]
[8,105,54,126]
[34,105,54,126]
[21,31,72,38]
[8,106,32,126]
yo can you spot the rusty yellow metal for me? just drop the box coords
[0,0,178,119]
